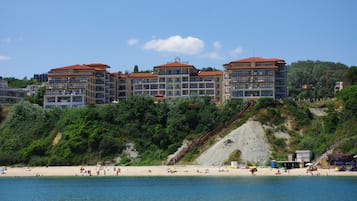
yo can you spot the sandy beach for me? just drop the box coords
[1,165,357,177]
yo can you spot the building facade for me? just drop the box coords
[223,57,287,100]
[43,64,116,108]
[0,80,27,105]
[43,57,286,108]
[123,60,223,102]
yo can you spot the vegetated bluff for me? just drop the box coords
[0,86,356,166]
[0,96,247,166]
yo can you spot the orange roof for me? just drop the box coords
[198,71,223,76]
[85,63,110,68]
[85,63,110,70]
[128,73,157,78]
[154,61,195,68]
[224,57,285,66]
[50,64,94,71]
[111,72,128,79]
[50,63,110,72]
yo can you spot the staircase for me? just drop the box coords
[313,135,355,166]
[167,100,255,165]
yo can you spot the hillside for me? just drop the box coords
[190,87,357,166]
[196,121,271,166]
[0,85,356,167]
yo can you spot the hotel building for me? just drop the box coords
[43,63,116,108]
[43,60,223,108]
[124,59,223,102]
[43,57,287,108]
[223,57,287,100]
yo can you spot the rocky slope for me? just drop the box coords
[195,121,273,166]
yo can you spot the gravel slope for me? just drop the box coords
[195,121,272,166]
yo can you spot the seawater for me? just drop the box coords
[1,176,356,201]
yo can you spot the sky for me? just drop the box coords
[1,0,357,78]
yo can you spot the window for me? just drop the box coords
[206,83,214,88]
[190,83,198,88]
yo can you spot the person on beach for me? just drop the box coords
[116,167,120,176]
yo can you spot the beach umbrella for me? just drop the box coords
[305,163,313,166]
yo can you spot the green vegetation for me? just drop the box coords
[251,86,357,160]
[1,60,357,166]
[1,77,38,88]
[226,149,242,164]
[0,96,246,166]
[287,60,349,99]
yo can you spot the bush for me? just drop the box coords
[227,149,242,163]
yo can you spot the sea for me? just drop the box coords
[0,176,356,201]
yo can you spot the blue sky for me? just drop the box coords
[1,0,356,78]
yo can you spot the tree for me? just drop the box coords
[337,85,357,119]
[344,66,357,85]
[133,65,139,73]
[287,60,348,99]
[200,67,218,71]
[28,86,46,106]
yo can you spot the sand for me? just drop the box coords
[1,165,357,177]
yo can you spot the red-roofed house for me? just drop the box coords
[223,57,287,100]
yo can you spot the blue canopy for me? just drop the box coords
[334,161,345,165]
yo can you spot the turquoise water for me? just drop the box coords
[1,176,356,201]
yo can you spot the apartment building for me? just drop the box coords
[122,59,223,102]
[43,63,115,108]
[0,80,27,105]
[43,57,286,108]
[223,57,287,100]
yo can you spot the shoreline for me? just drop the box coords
[1,165,357,177]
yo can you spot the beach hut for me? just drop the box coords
[270,160,277,168]
[230,161,238,169]
[295,150,313,162]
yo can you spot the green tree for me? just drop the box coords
[28,86,46,106]
[133,65,139,73]
[344,66,357,85]
[287,60,348,99]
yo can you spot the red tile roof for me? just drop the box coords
[128,73,157,78]
[50,64,94,71]
[50,63,110,71]
[198,71,223,76]
[154,61,195,68]
[85,63,110,68]
[85,63,110,70]
[111,72,128,79]
[224,57,285,67]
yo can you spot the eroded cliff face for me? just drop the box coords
[196,121,274,166]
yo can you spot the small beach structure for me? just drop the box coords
[327,154,353,165]
[295,150,313,162]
